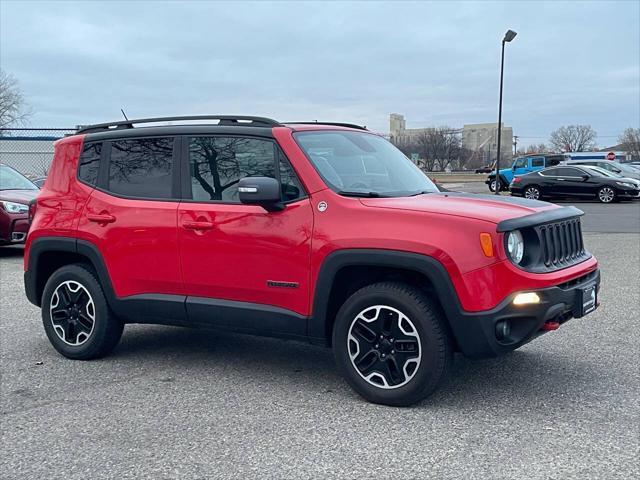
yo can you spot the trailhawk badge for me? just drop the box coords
[318,201,328,212]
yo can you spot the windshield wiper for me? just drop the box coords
[336,190,383,198]
[407,190,434,197]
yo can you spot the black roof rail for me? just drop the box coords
[285,121,368,131]
[77,115,282,134]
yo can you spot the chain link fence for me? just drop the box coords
[0,128,76,179]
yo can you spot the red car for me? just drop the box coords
[24,116,600,406]
[1,164,39,245]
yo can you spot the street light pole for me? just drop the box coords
[494,29,517,195]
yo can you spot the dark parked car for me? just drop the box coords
[475,165,493,174]
[510,165,640,203]
[561,159,640,180]
[0,164,39,245]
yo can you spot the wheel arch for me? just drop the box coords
[25,237,116,309]
[308,250,463,348]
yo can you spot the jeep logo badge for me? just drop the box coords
[318,201,328,212]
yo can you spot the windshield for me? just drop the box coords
[294,131,438,197]
[617,163,639,174]
[584,166,617,178]
[0,165,38,191]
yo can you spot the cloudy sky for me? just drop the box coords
[1,0,638,147]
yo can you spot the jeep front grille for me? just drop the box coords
[536,218,587,269]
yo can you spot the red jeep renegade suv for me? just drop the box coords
[24,116,600,406]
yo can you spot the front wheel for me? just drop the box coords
[597,186,616,203]
[333,282,453,407]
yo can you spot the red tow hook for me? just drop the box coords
[541,322,560,331]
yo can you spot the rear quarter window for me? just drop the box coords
[78,142,101,186]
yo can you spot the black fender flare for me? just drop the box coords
[25,237,118,308]
[308,249,466,345]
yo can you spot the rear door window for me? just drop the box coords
[107,137,175,199]
[557,167,583,177]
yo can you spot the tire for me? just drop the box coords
[523,185,542,200]
[332,282,453,407]
[597,186,616,203]
[488,178,499,192]
[41,264,123,360]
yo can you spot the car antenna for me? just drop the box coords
[120,109,129,121]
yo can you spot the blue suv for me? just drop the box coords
[486,154,564,192]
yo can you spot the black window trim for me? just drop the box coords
[179,134,308,205]
[92,134,181,202]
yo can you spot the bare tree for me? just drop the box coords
[413,127,462,171]
[549,125,597,152]
[525,143,550,154]
[618,127,640,161]
[0,70,30,131]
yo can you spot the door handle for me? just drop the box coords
[183,221,214,230]
[87,213,116,223]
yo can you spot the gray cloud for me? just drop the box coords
[1,0,638,146]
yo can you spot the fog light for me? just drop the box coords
[513,292,540,305]
[495,320,511,340]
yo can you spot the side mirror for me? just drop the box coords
[581,174,589,181]
[238,177,284,211]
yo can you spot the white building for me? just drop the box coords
[461,122,513,163]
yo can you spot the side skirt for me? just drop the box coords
[117,294,309,341]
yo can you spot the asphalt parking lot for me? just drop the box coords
[1,202,639,479]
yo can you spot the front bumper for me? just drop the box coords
[0,215,29,244]
[449,268,600,359]
[618,188,640,199]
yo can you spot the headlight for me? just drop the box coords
[616,181,634,188]
[506,230,525,264]
[0,201,29,214]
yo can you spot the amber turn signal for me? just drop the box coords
[480,233,494,257]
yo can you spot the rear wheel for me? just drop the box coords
[597,186,616,203]
[524,185,542,200]
[42,264,123,360]
[333,282,453,406]
[489,178,500,192]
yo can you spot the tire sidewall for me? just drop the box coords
[41,265,113,359]
[333,285,449,406]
